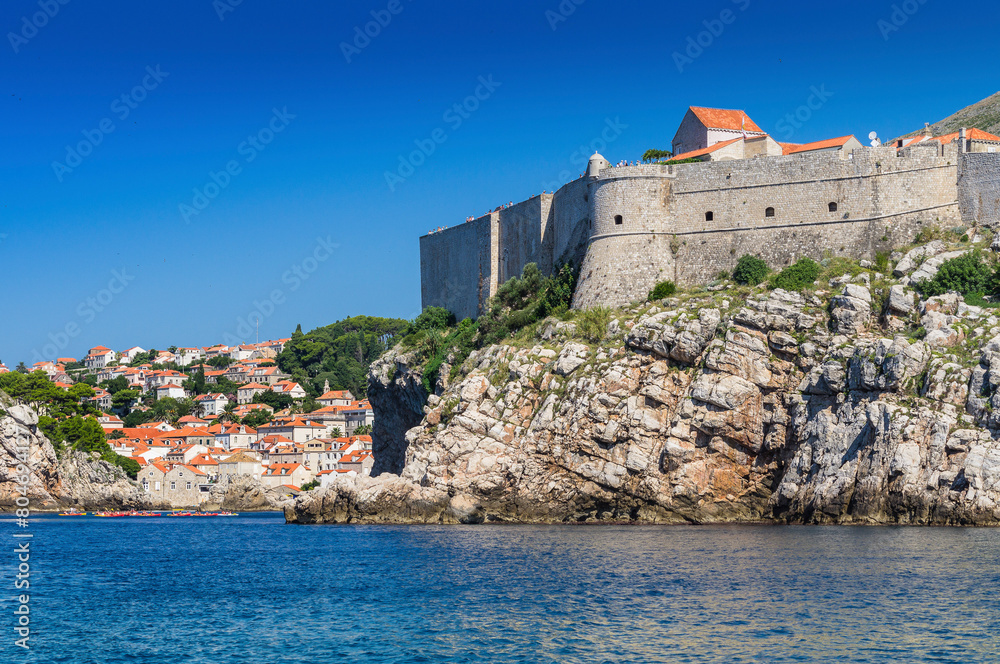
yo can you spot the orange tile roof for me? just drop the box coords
[688,107,763,133]
[670,137,743,162]
[932,128,1000,144]
[784,135,857,155]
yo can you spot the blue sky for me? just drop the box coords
[2,0,998,366]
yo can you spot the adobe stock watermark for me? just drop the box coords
[52,65,169,182]
[221,235,338,345]
[341,0,414,63]
[179,107,295,224]
[775,85,834,140]
[673,0,751,73]
[7,0,71,54]
[546,0,586,31]
[31,268,135,363]
[385,75,501,192]
[213,0,243,21]
[878,0,929,40]
[542,117,628,193]
[11,424,34,650]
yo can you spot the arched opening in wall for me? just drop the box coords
[828,202,838,212]
[765,207,775,218]
[705,211,714,221]
[614,215,623,226]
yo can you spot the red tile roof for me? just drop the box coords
[933,128,1000,144]
[784,135,857,155]
[670,137,743,162]
[688,107,764,133]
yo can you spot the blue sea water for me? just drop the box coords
[0,513,997,663]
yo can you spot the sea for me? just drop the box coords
[0,512,997,663]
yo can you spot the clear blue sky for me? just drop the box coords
[2,0,998,366]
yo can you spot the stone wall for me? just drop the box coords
[421,145,990,317]
[419,213,496,322]
[959,152,1000,225]
[574,147,962,308]
[497,196,548,285]
[546,177,591,269]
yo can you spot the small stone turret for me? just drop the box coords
[587,152,609,177]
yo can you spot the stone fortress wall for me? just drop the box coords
[421,143,1000,318]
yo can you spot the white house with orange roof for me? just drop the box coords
[97,414,124,429]
[88,387,112,410]
[671,106,770,157]
[214,424,257,451]
[317,385,354,408]
[257,417,327,444]
[337,450,374,476]
[0,362,8,374]
[272,380,306,399]
[237,382,269,405]
[194,392,229,417]
[84,345,116,370]
[261,463,313,489]
[156,383,186,400]
[174,347,204,366]
[343,401,374,436]
[119,346,147,364]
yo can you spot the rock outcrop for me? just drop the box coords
[0,399,161,510]
[203,475,294,512]
[368,347,429,476]
[290,256,1000,526]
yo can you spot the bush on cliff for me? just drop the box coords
[578,307,612,342]
[916,250,994,297]
[732,255,769,286]
[409,262,577,394]
[771,258,821,291]
[648,281,677,300]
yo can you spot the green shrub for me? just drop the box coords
[578,307,612,342]
[917,250,992,297]
[732,254,769,286]
[648,281,677,301]
[771,258,821,291]
[874,251,890,274]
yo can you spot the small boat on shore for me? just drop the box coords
[58,510,87,516]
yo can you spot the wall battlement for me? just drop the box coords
[421,145,995,317]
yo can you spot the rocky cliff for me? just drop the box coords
[0,398,283,511]
[0,399,162,510]
[290,243,1000,525]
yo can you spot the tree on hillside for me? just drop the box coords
[276,315,409,398]
[15,362,28,373]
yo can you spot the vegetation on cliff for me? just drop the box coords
[401,262,577,393]
[0,373,140,479]
[276,315,410,398]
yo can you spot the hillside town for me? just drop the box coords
[0,339,376,506]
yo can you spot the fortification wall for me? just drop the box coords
[547,178,591,269]
[574,148,961,309]
[419,213,496,321]
[959,152,1000,225]
[497,196,549,285]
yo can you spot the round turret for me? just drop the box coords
[587,152,610,177]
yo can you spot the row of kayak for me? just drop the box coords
[60,511,239,517]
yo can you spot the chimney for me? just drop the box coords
[960,127,967,154]
[922,122,933,137]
